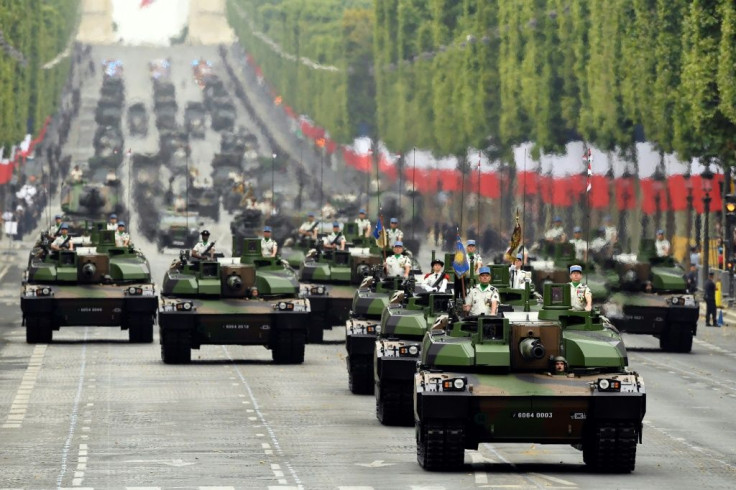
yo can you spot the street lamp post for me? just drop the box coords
[702,165,714,277]
[652,166,666,233]
[684,173,693,265]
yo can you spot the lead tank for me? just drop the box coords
[415,283,646,472]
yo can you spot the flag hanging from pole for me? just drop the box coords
[584,148,592,192]
[452,236,470,278]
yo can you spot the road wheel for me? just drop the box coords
[583,422,638,473]
[348,355,374,395]
[161,331,191,364]
[128,314,154,343]
[272,330,306,364]
[26,317,52,344]
[417,419,465,471]
[376,381,414,426]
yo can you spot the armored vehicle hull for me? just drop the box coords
[346,317,380,394]
[159,297,309,364]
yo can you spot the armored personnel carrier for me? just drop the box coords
[601,239,698,352]
[60,181,126,234]
[414,283,646,472]
[21,224,157,343]
[159,251,309,364]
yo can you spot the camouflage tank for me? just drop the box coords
[188,184,220,222]
[299,242,383,343]
[415,283,646,472]
[60,181,126,234]
[127,102,148,137]
[184,101,206,139]
[93,125,124,162]
[234,237,302,298]
[21,224,157,343]
[374,262,541,425]
[530,241,611,301]
[601,239,698,352]
[159,252,310,364]
[156,209,200,252]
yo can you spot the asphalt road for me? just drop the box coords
[1,43,736,489]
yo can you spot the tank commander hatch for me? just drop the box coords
[463,266,499,316]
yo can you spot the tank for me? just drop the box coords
[600,239,698,352]
[93,125,124,161]
[184,101,206,138]
[235,237,301,298]
[60,181,126,234]
[158,252,310,364]
[127,102,148,137]
[188,184,220,222]
[21,224,157,343]
[156,209,200,252]
[299,244,383,343]
[415,283,646,472]
[530,241,611,301]
[211,101,236,132]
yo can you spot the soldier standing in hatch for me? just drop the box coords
[384,241,411,278]
[355,209,371,238]
[261,226,278,257]
[466,239,482,275]
[386,217,404,247]
[421,259,450,293]
[51,223,74,251]
[107,213,118,231]
[323,222,346,251]
[191,230,215,260]
[568,265,592,311]
[114,221,130,247]
[298,212,319,241]
[47,214,63,239]
[463,266,499,316]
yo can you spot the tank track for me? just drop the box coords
[659,323,694,353]
[376,380,414,426]
[583,422,638,473]
[347,354,374,394]
[271,330,306,364]
[161,330,192,364]
[417,420,465,471]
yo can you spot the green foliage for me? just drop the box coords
[0,0,79,148]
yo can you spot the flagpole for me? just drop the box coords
[459,154,466,234]
[476,151,481,235]
[585,148,592,285]
[522,149,527,264]
[412,147,416,241]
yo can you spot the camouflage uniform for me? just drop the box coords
[385,254,411,277]
[261,237,277,257]
[464,284,500,316]
[569,282,592,310]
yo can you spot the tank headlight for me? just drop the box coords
[278,301,287,310]
[598,379,610,390]
[408,345,419,356]
[41,287,52,296]
[128,286,138,295]
[596,378,622,392]
[671,297,680,305]
[317,286,325,294]
[183,302,192,311]
[441,377,467,391]
[176,301,194,311]
[453,378,466,390]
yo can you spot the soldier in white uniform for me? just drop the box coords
[106,213,118,231]
[114,221,130,247]
[386,217,404,246]
[298,212,319,240]
[568,265,592,311]
[603,215,618,245]
[47,214,63,239]
[51,223,74,251]
[544,216,567,243]
[261,226,278,257]
[191,230,215,259]
[569,226,588,261]
[464,266,499,316]
[355,209,371,238]
[420,259,450,292]
[655,229,670,257]
[508,253,530,289]
[590,227,609,254]
[466,239,482,274]
[384,241,411,278]
[323,222,346,251]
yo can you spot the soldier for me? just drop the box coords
[589,227,609,254]
[552,356,568,374]
[386,217,404,246]
[322,222,346,251]
[568,265,592,311]
[174,194,187,212]
[355,209,371,238]
[114,221,130,247]
[191,230,215,260]
[569,226,588,261]
[509,253,530,289]
[51,223,74,251]
[261,226,278,257]
[384,241,411,278]
[603,215,618,245]
[106,213,118,231]
[466,239,482,274]
[655,229,670,257]
[420,259,450,292]
[544,216,567,243]
[298,212,319,240]
[463,266,499,316]
[70,164,83,183]
[47,214,63,239]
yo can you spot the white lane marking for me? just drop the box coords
[199,487,235,490]
[222,346,303,489]
[635,352,736,394]
[643,420,736,470]
[3,345,47,428]
[470,452,488,484]
[480,445,545,489]
[528,473,576,486]
[57,328,89,488]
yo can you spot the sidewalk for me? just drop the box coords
[699,301,736,327]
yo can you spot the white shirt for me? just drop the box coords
[604,225,617,243]
[385,254,411,277]
[52,234,73,249]
[115,231,130,247]
[299,220,318,235]
[386,227,403,246]
[421,271,449,292]
[465,284,500,316]
[545,226,566,241]
[192,240,215,257]
[355,217,371,237]
[106,222,118,231]
[48,222,62,237]
[467,252,482,272]
[323,231,345,249]
[655,238,670,257]
[570,238,588,260]
[508,266,529,289]
[261,237,277,257]
[569,282,592,310]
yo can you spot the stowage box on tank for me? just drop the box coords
[415,283,646,473]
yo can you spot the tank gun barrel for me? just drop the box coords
[519,337,546,360]
[82,263,97,278]
[226,274,243,291]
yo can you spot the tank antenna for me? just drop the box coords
[584,147,592,284]
[185,144,190,233]
[522,148,527,263]
[459,153,466,233]
[476,151,481,237]
[126,149,132,232]
[411,147,416,241]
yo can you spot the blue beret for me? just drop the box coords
[332,221,340,227]
[359,209,366,214]
[573,226,582,233]
[110,213,117,219]
[393,241,403,247]
[55,214,62,219]
[553,216,562,222]
[60,223,69,229]
[263,226,272,232]
[467,240,476,246]
[569,265,583,273]
[117,221,126,227]
[478,266,491,275]
[307,212,314,217]
[657,229,664,235]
